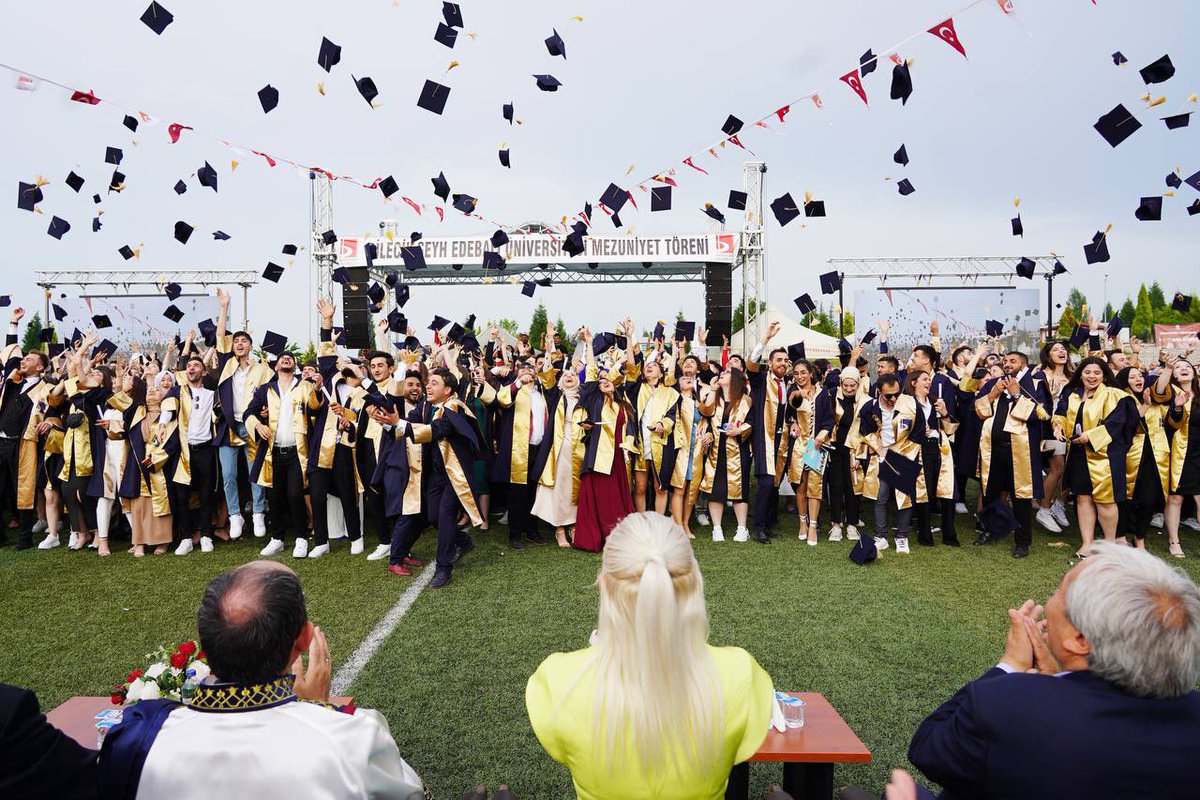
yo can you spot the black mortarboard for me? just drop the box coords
[770,193,800,226]
[482,251,505,271]
[212,231,231,241]
[395,283,410,307]
[92,217,102,233]
[1189,200,1200,216]
[794,293,816,315]
[38,327,53,344]
[378,175,399,199]
[282,243,298,256]
[331,267,352,286]
[1167,172,1182,189]
[533,74,561,92]
[652,321,665,340]
[109,170,125,192]
[1139,54,1175,84]
[499,148,510,168]
[1088,333,1103,352]
[123,114,139,132]
[434,22,458,48]
[702,203,725,224]
[545,28,566,58]
[386,309,407,332]
[1107,314,1124,337]
[317,37,341,72]
[849,533,878,565]
[1015,257,1036,279]
[728,190,747,210]
[417,80,450,115]
[92,193,101,204]
[1112,51,1128,66]
[321,229,337,245]
[261,330,287,357]
[140,2,173,35]
[92,314,112,329]
[721,115,743,137]
[105,146,123,165]
[1094,104,1142,147]
[17,182,42,212]
[1163,113,1192,130]
[890,61,913,105]
[366,282,385,306]
[174,220,193,244]
[881,451,920,496]
[66,171,84,192]
[804,198,826,217]
[572,220,588,236]
[838,337,853,354]
[431,171,450,201]
[861,329,878,345]
[47,342,65,358]
[1135,196,1163,222]
[118,245,135,260]
[787,342,806,362]
[451,193,476,214]
[897,179,916,196]
[69,328,83,346]
[1011,215,1023,236]
[1186,170,1200,193]
[521,281,536,298]
[197,161,218,192]
[1173,292,1192,313]
[819,271,841,294]
[164,282,182,301]
[173,179,187,195]
[262,262,284,283]
[353,75,379,106]
[562,232,585,257]
[503,102,514,124]
[1083,231,1110,264]
[860,48,878,76]
[258,84,279,113]
[674,320,696,341]
[93,339,118,360]
[442,1,463,27]
[985,319,1004,337]
[446,323,465,343]
[48,216,70,240]
[610,212,623,229]
[428,315,450,332]
[893,144,908,166]
[1052,260,1068,276]
[163,304,184,323]
[599,183,628,214]
[401,246,426,270]
[52,303,68,322]
[364,242,378,268]
[491,230,509,248]
[592,333,614,355]
[651,186,672,212]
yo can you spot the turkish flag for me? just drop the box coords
[435,206,445,222]
[928,18,967,58]
[70,90,100,105]
[683,156,709,175]
[167,123,193,143]
[811,94,823,109]
[626,191,638,211]
[653,174,678,187]
[252,150,277,167]
[996,0,1014,14]
[403,197,422,215]
[839,70,868,106]
[775,105,791,123]
[728,134,754,154]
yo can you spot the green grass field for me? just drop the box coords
[3,502,1199,799]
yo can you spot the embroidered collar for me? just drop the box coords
[185,675,297,713]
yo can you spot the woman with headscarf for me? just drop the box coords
[698,368,753,543]
[1112,364,1171,550]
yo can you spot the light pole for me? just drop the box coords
[1103,272,1109,320]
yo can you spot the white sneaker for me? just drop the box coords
[1183,518,1200,532]
[712,527,725,542]
[229,516,244,540]
[895,537,910,554]
[1035,508,1063,534]
[828,524,843,542]
[732,527,750,542]
[252,513,267,538]
[174,539,194,556]
[874,536,890,551]
[67,532,80,550]
[1051,501,1070,529]
[955,502,969,515]
[1151,513,1165,529]
[32,519,48,534]
[366,543,389,561]
[199,536,214,553]
[695,511,711,526]
[37,533,60,550]
[498,511,509,526]
[350,538,364,555]
[846,525,860,541]
[307,543,330,559]
[293,538,309,558]
[260,538,285,556]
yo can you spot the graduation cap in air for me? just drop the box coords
[105,146,123,165]
[803,198,826,217]
[1167,172,1183,189]
[261,330,287,357]
[108,170,126,192]
[366,282,385,308]
[545,28,566,58]
[1173,292,1192,313]
[819,271,841,295]
[1084,230,1110,264]
[985,319,1004,337]
[197,162,218,192]
[1189,200,1200,217]
[174,221,194,244]
[890,61,913,105]
[258,85,279,113]
[93,339,118,360]
[1106,314,1124,337]
[1139,54,1175,84]
[65,171,84,193]
[893,144,909,166]
[164,282,182,301]
[378,175,399,199]
[562,231,585,257]
[442,1,463,27]
[353,75,379,106]
[521,281,537,298]
[897,179,915,196]
[431,172,450,201]
[118,245,135,260]
[861,329,878,345]
[1112,51,1128,66]
[395,283,410,307]
[123,114,139,132]
[838,337,853,354]
[491,230,509,248]
[610,212,623,229]
[1068,324,1090,349]
[140,2,173,35]
[92,217,102,233]
[212,231,231,241]
[728,190,747,211]
[702,203,725,224]
[92,194,101,204]
[794,293,816,315]
[1011,215,1023,236]
[52,303,68,322]
[434,22,458,48]
[1135,196,1163,221]
[321,229,337,245]
[364,241,378,269]
[881,451,920,496]
[173,180,187,195]
[503,102,514,124]
[317,37,341,72]
[418,80,450,115]
[384,271,399,288]
[721,115,744,137]
[428,315,450,332]
[48,216,70,240]
[674,320,696,341]
[651,186,672,212]
[163,304,184,323]
[652,321,665,341]
[533,75,561,92]
[1163,113,1192,130]
[91,314,112,330]
[592,332,615,355]
[1015,257,1036,279]
[38,327,53,344]
[282,243,298,256]
[1094,104,1142,147]
[1052,260,1068,276]
[499,148,510,168]
[331,267,353,286]
[451,193,476,214]
[446,322,466,343]
[386,309,407,332]
[17,182,42,212]
[401,246,426,271]
[787,342,806,362]
[770,193,800,226]
[262,262,284,283]
[599,183,628,214]
[859,48,879,76]
[482,251,505,271]
[849,533,878,565]
[1186,170,1200,193]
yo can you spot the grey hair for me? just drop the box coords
[1067,542,1200,699]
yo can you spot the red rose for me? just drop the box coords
[177,641,197,656]
[110,692,125,705]
[170,652,188,669]
[127,669,144,682]
[196,651,206,661]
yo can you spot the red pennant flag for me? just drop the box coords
[775,105,791,123]
[626,191,638,211]
[70,89,101,105]
[167,123,193,143]
[810,94,824,109]
[928,18,967,58]
[653,174,677,187]
[251,150,277,167]
[683,156,709,175]
[402,197,422,215]
[435,206,444,222]
[996,0,1014,13]
[839,70,868,105]
[363,177,382,190]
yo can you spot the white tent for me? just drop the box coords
[730,305,841,360]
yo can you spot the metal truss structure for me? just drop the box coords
[737,162,768,353]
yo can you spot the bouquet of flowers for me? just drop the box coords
[111,640,211,705]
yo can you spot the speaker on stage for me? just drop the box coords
[703,261,733,344]
[340,266,372,350]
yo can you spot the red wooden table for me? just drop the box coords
[726,692,872,800]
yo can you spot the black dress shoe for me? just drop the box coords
[429,570,453,589]
[1012,545,1030,559]
[14,537,33,551]
[508,536,525,551]
[460,785,487,800]
[525,530,548,546]
[943,537,961,547]
[973,532,991,546]
[450,538,476,565]
[752,530,771,544]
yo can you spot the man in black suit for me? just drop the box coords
[907,542,1200,799]
[0,683,98,799]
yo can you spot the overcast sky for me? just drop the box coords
[2,0,1196,345]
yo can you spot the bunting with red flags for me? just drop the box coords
[928,18,967,58]
[839,70,868,105]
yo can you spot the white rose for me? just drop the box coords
[145,663,167,680]
[189,661,211,682]
[125,679,145,703]
[140,681,161,700]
